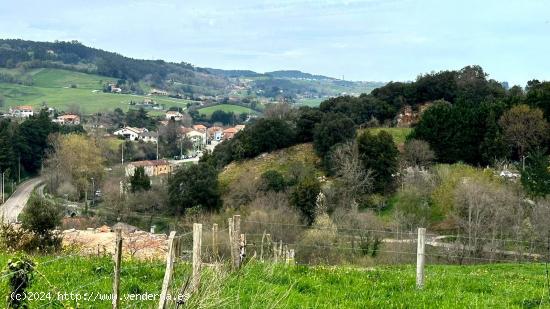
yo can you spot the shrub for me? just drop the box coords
[5,255,34,309]
[291,177,321,225]
[260,170,287,193]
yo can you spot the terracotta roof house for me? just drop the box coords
[223,127,238,140]
[193,124,207,132]
[55,114,81,125]
[125,160,172,177]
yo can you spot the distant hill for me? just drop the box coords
[0,39,385,103]
[266,70,335,80]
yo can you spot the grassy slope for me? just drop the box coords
[0,252,546,308]
[218,143,321,190]
[0,69,192,113]
[198,104,258,117]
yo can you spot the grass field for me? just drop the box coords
[198,104,258,117]
[30,68,111,89]
[0,69,193,114]
[296,98,324,107]
[367,127,412,145]
[0,83,191,114]
[0,252,547,308]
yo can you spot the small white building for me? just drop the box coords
[165,111,184,121]
[10,106,34,118]
[113,127,148,141]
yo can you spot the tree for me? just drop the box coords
[45,134,105,197]
[168,164,221,214]
[20,194,63,236]
[295,107,323,142]
[402,139,435,167]
[291,176,321,225]
[357,130,399,193]
[330,142,373,206]
[521,150,550,197]
[499,105,548,159]
[313,113,355,165]
[130,167,151,193]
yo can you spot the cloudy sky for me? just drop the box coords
[1,0,549,85]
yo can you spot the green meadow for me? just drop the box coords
[0,252,546,308]
[0,69,191,114]
[197,104,258,117]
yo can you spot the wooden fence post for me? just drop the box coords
[232,215,241,269]
[416,227,426,289]
[158,231,177,309]
[240,233,246,264]
[212,223,218,261]
[228,217,234,267]
[112,228,122,309]
[192,223,202,292]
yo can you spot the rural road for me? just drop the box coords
[0,177,44,223]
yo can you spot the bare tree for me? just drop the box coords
[330,142,373,204]
[402,139,435,168]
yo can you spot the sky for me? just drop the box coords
[1,0,549,85]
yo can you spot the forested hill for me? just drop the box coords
[0,39,202,81]
[0,39,382,100]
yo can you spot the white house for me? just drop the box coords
[165,111,184,121]
[10,106,34,118]
[113,127,148,141]
[185,129,206,151]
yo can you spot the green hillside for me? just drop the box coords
[198,104,258,117]
[0,69,192,113]
[30,68,111,89]
[0,251,545,308]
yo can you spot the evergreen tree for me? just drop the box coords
[130,166,151,193]
[521,150,550,198]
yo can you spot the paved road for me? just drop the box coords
[0,177,43,223]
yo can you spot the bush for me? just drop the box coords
[260,170,287,192]
[21,194,63,236]
[5,255,34,309]
[291,177,321,225]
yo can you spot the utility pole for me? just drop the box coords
[18,156,20,183]
[121,142,124,165]
[156,130,159,160]
[91,177,95,206]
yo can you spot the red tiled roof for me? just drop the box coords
[130,160,169,167]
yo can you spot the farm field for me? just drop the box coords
[0,83,190,114]
[0,69,192,113]
[198,104,258,117]
[296,98,324,107]
[0,252,546,308]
